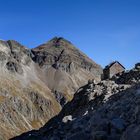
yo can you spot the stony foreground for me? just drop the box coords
[12,65,140,140]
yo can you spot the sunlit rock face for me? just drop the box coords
[0,40,60,140]
[31,37,103,101]
[0,38,102,139]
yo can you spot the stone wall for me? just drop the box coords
[109,63,124,78]
[103,63,125,79]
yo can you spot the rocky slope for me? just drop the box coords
[0,40,61,140]
[31,37,103,105]
[12,64,140,140]
[112,63,140,85]
[0,38,102,139]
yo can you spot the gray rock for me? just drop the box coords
[62,115,73,123]
[6,61,23,74]
[0,51,7,61]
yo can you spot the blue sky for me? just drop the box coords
[0,0,140,69]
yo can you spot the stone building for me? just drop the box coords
[103,61,125,79]
[135,63,140,70]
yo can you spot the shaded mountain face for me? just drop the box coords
[0,38,102,139]
[13,65,140,140]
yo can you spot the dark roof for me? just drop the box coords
[104,61,125,70]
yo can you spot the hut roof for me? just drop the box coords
[104,61,125,70]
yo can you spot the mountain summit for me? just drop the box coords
[31,37,103,105]
[32,37,102,76]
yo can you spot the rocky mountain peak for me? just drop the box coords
[34,37,73,52]
[32,37,102,77]
[50,36,71,47]
[30,37,103,105]
[8,40,28,54]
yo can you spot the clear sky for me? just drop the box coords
[0,0,140,69]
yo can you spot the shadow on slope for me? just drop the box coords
[11,81,140,140]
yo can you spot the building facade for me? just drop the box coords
[103,61,125,79]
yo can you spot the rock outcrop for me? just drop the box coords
[0,38,102,139]
[112,63,140,85]
[12,64,140,140]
